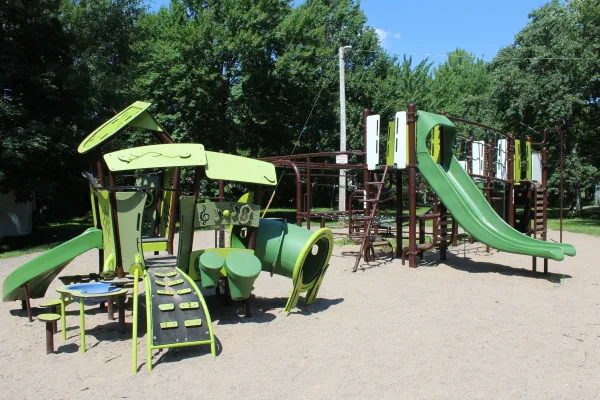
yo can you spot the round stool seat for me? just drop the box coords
[224,251,262,301]
[200,252,225,271]
[40,299,61,308]
[38,313,60,322]
[224,251,262,278]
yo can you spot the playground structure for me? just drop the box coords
[263,105,575,273]
[0,100,577,374]
[2,102,334,372]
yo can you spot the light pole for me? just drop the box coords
[339,45,352,212]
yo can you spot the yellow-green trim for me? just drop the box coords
[285,228,334,313]
[526,140,532,180]
[145,271,153,371]
[386,121,395,166]
[141,241,168,253]
[514,139,521,184]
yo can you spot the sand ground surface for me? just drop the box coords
[0,229,598,399]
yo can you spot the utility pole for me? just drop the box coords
[338,45,351,212]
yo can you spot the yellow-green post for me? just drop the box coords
[60,294,67,342]
[132,267,140,373]
[145,276,153,371]
[79,299,86,353]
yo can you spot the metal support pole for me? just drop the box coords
[507,136,515,228]
[338,46,351,212]
[306,157,311,229]
[407,104,418,268]
[23,284,32,322]
[363,109,371,262]
[542,148,549,274]
[396,170,403,259]
[167,167,180,254]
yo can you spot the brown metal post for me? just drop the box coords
[45,320,54,354]
[487,139,494,204]
[306,157,311,230]
[219,160,226,248]
[507,135,515,228]
[167,167,180,254]
[107,299,114,321]
[396,170,403,259]
[559,130,564,244]
[418,219,425,261]
[407,104,418,268]
[23,284,32,322]
[542,148,549,273]
[439,203,447,261]
[363,109,371,262]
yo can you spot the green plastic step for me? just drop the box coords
[184,319,202,327]
[157,290,174,296]
[155,280,166,286]
[176,288,192,295]
[165,271,178,278]
[160,321,178,329]
[179,302,199,310]
[159,303,175,311]
[167,279,184,287]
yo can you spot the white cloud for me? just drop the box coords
[374,28,389,43]
[374,28,401,46]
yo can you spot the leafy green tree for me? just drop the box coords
[430,48,491,122]
[489,0,600,214]
[0,0,84,215]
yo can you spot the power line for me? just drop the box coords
[350,49,597,62]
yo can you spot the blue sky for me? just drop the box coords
[150,0,549,65]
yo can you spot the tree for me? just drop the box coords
[489,0,600,214]
[430,48,491,123]
[0,0,84,216]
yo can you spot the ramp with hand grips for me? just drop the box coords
[145,266,215,370]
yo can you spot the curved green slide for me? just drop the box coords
[2,228,103,302]
[416,111,576,261]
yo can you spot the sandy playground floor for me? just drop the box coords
[0,229,599,399]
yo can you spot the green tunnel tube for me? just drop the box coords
[231,218,334,312]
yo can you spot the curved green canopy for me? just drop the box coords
[103,144,277,186]
[78,101,167,154]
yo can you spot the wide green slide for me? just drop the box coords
[416,111,576,261]
[2,228,103,302]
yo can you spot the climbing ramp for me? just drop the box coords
[144,266,215,370]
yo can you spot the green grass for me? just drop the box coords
[1,205,597,260]
[0,216,94,259]
[547,206,600,236]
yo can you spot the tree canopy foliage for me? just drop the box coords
[1,0,599,217]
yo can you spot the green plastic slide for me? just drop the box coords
[2,228,103,302]
[416,111,575,261]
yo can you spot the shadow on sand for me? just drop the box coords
[419,251,572,283]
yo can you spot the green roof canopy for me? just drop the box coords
[204,151,276,185]
[103,144,276,186]
[78,101,167,154]
[104,144,207,171]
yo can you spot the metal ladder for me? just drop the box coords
[350,166,389,272]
